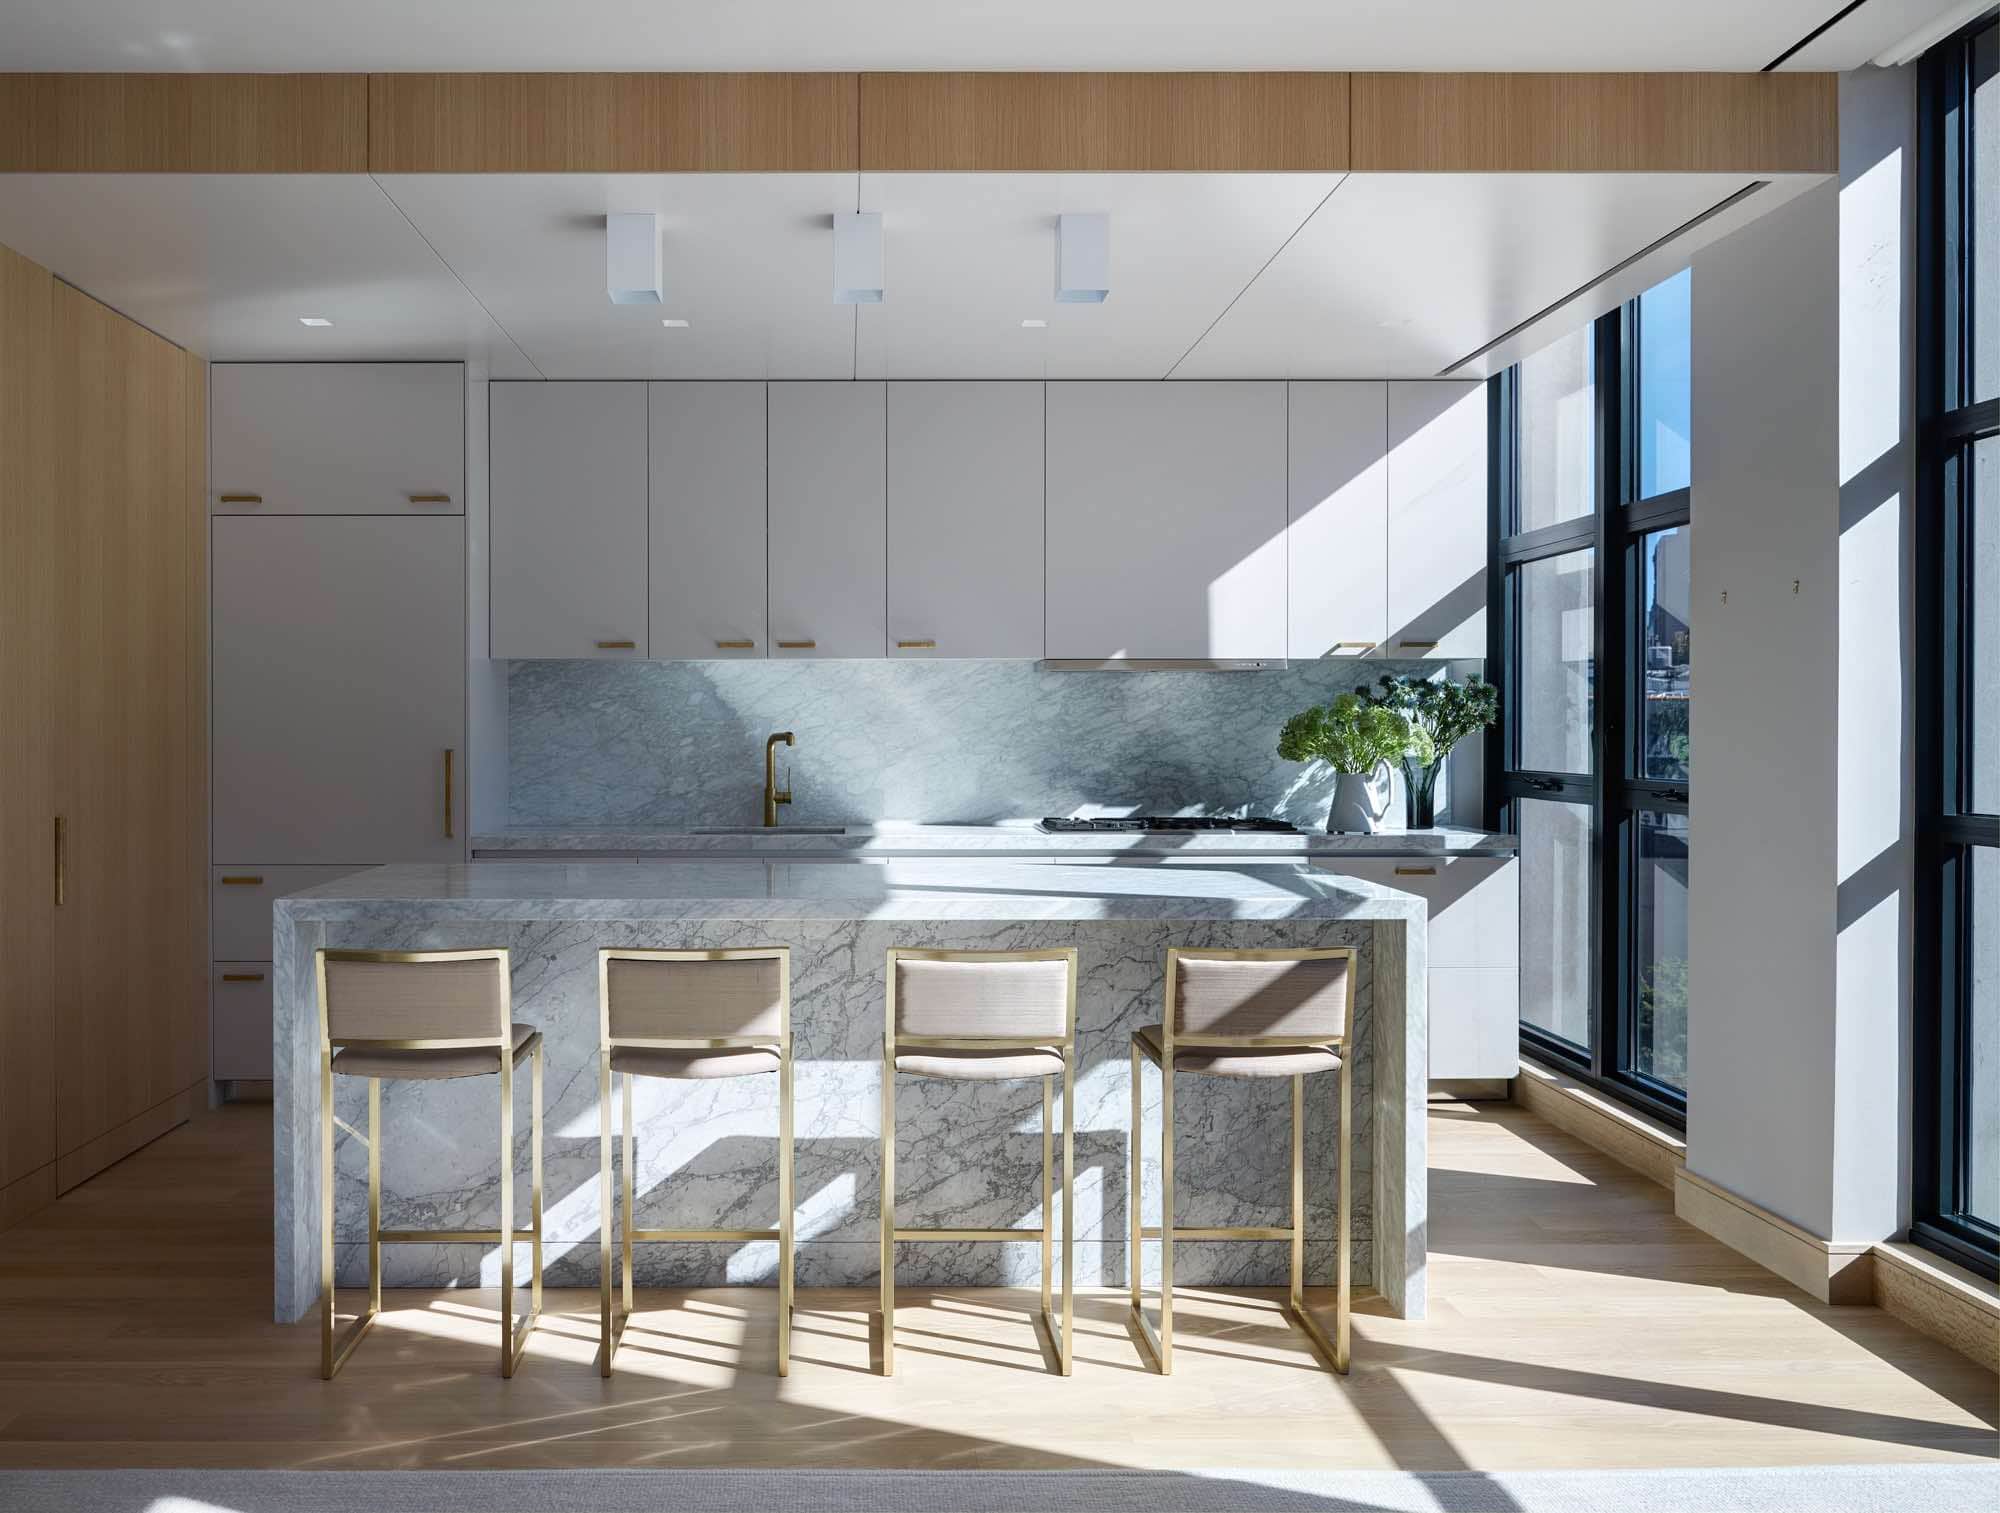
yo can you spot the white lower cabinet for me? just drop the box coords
[212,965,273,1081]
[211,866,371,961]
[1317,856,1520,1080]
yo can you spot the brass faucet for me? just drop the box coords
[763,731,795,827]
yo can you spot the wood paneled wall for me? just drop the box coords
[0,244,208,1229]
[0,71,1838,175]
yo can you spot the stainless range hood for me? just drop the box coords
[1039,658,1289,672]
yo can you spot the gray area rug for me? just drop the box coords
[3,1464,1996,1512]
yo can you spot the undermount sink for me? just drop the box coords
[691,825,848,835]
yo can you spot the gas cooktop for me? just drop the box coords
[1037,816,1299,834]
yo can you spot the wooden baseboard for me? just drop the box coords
[0,1162,57,1234]
[1511,1059,1685,1190]
[1871,1241,1999,1374]
[1673,1167,1874,1305]
[54,1080,206,1194]
[1431,1077,1511,1101]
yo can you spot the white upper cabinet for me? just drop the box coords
[1288,382,1389,660]
[767,382,886,659]
[213,516,465,864]
[1044,382,1288,661]
[211,363,464,514]
[1386,381,1488,660]
[489,381,649,660]
[887,382,1044,660]
[649,383,768,660]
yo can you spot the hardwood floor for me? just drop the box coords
[0,1099,1990,1471]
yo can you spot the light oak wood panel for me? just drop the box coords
[860,72,1349,170]
[0,74,366,171]
[367,72,859,172]
[182,350,210,1086]
[51,283,204,1170]
[0,242,57,1199]
[0,1101,1990,1468]
[1351,72,1837,173]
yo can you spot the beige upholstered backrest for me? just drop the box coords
[604,953,786,1042]
[1171,951,1352,1041]
[892,955,1072,1041]
[320,952,508,1044]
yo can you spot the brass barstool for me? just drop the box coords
[315,947,544,1380]
[879,947,1077,1376]
[1130,947,1354,1375]
[597,947,794,1376]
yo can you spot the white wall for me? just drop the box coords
[1685,66,1915,1245]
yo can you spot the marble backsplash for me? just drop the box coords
[507,657,1482,829]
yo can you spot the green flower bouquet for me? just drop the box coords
[1277,692,1411,833]
[1356,672,1499,828]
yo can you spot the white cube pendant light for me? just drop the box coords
[833,211,885,304]
[606,212,663,305]
[1056,213,1110,303]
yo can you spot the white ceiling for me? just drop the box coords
[0,169,1812,379]
[0,0,1961,72]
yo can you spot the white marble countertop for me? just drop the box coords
[277,859,1428,924]
[470,822,1518,859]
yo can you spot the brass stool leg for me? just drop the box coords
[1041,1074,1054,1325]
[621,1072,635,1316]
[878,1051,896,1375]
[599,1049,615,1376]
[1337,1045,1352,1374]
[368,1079,383,1319]
[1060,1048,1075,1376]
[1129,1040,1143,1326]
[778,1046,795,1377]
[320,1053,377,1380]
[1289,1074,1304,1317]
[531,1040,544,1325]
[1159,1050,1175,1374]
[499,1047,515,1378]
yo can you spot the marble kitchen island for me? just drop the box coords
[270,860,1427,1324]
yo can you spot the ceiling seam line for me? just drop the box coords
[1762,0,1874,70]
[1161,173,1349,381]
[366,170,545,379]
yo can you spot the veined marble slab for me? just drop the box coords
[471,823,1519,860]
[271,861,1426,1326]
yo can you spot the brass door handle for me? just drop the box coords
[1331,641,1376,653]
[1394,865,1438,877]
[221,972,266,984]
[220,875,265,887]
[775,639,816,650]
[595,640,637,650]
[53,815,64,907]
[217,493,263,505]
[895,639,936,650]
[1399,640,1440,652]
[714,639,756,650]
[443,748,455,840]
[407,493,452,504]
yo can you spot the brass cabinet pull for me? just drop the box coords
[1399,640,1440,651]
[594,639,637,650]
[443,748,455,840]
[53,815,64,907]
[220,875,265,887]
[775,639,816,650]
[896,639,936,650]
[1330,641,1376,653]
[1394,865,1438,877]
[714,639,756,650]
[221,972,266,984]
[407,493,452,504]
[217,493,263,505]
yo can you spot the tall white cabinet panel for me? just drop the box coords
[213,516,465,863]
[767,382,886,659]
[1386,381,1487,660]
[489,382,649,660]
[887,382,1044,660]
[1288,382,1389,660]
[649,383,768,660]
[211,363,464,515]
[1045,382,1287,660]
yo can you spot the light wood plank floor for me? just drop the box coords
[0,1100,1991,1471]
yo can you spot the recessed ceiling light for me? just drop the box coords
[661,318,690,328]
[1020,318,1048,329]
[298,316,332,327]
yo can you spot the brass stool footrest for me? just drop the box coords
[1138,1225,1295,1241]
[628,1227,778,1243]
[893,1226,1045,1242]
[376,1227,541,1245]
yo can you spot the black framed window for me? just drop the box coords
[1916,10,1999,1281]
[1488,270,1692,1125]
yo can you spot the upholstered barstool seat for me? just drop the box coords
[333,1022,539,1080]
[598,948,794,1378]
[894,1046,1066,1080]
[1133,1023,1340,1078]
[608,1045,781,1080]
[880,948,1079,1377]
